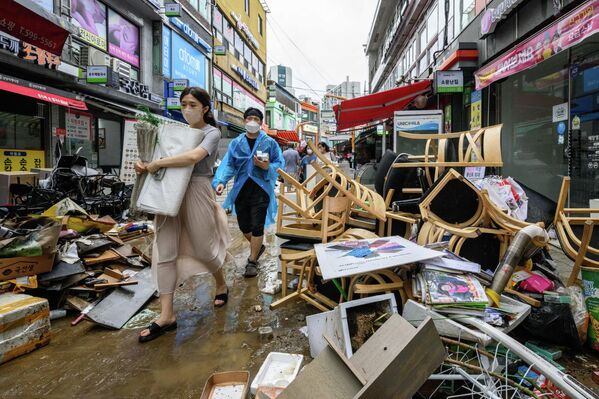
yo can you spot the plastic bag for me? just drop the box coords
[520,274,554,294]
[476,176,529,220]
[567,285,589,344]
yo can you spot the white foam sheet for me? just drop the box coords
[137,123,205,217]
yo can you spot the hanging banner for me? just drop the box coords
[70,0,107,50]
[475,0,599,90]
[470,90,482,130]
[107,9,139,67]
[120,119,138,185]
[66,111,92,140]
[0,0,70,54]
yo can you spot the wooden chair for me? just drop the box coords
[347,269,411,306]
[554,176,599,272]
[272,229,379,311]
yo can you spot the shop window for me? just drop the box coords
[214,9,223,33]
[427,6,438,43]
[419,27,427,55]
[497,51,568,201]
[460,0,476,30]
[235,32,244,54]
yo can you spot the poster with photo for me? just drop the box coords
[314,236,442,280]
[70,0,107,50]
[108,9,140,67]
[66,112,92,140]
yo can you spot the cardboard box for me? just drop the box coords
[0,252,56,282]
[200,371,249,399]
[0,293,51,364]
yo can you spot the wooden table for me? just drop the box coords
[0,171,38,205]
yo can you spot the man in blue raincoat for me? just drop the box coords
[214,108,284,277]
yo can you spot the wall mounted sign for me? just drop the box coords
[480,0,525,36]
[173,78,189,91]
[169,17,212,52]
[166,97,181,110]
[171,31,206,88]
[66,111,92,140]
[1,149,45,172]
[214,45,226,55]
[165,3,181,17]
[475,0,599,90]
[552,102,569,122]
[231,64,259,90]
[70,0,108,50]
[107,9,140,67]
[0,33,61,69]
[434,71,464,93]
[87,65,109,83]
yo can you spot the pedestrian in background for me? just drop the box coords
[213,108,284,277]
[135,87,230,343]
[318,142,336,163]
[300,145,317,182]
[282,143,301,179]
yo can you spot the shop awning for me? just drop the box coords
[0,73,87,110]
[333,80,431,131]
[2,0,73,54]
[275,130,299,143]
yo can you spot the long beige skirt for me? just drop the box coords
[151,176,231,294]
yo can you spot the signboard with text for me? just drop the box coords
[66,112,92,140]
[2,149,45,172]
[435,71,464,93]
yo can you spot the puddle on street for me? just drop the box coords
[0,224,312,398]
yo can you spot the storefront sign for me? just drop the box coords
[476,0,599,90]
[480,0,525,36]
[0,73,88,110]
[303,124,318,133]
[66,112,92,140]
[231,64,259,90]
[552,102,569,122]
[2,149,45,172]
[435,71,464,93]
[393,110,443,153]
[53,127,66,137]
[108,9,139,67]
[169,17,211,52]
[0,1,69,54]
[214,45,226,55]
[166,97,181,110]
[120,119,139,185]
[70,0,108,50]
[86,65,108,83]
[165,3,181,17]
[118,76,161,104]
[230,12,259,49]
[0,33,61,69]
[162,25,171,78]
[470,90,482,129]
[173,79,189,91]
[171,32,206,88]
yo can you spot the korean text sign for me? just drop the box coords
[171,32,206,88]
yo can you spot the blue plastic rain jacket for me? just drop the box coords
[212,130,285,226]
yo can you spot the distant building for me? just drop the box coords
[269,65,294,94]
[265,80,301,133]
[299,100,320,143]
[320,77,361,135]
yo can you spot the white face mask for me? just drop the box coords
[245,121,260,134]
[307,149,313,155]
[182,109,203,126]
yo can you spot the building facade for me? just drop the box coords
[269,64,294,94]
[265,80,300,133]
[366,0,597,207]
[320,78,361,139]
[0,0,168,176]
[212,0,268,148]
[299,98,319,143]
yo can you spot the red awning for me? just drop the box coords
[2,0,71,54]
[0,73,87,110]
[333,80,432,131]
[275,130,299,143]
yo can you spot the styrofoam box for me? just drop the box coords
[335,293,398,358]
[250,352,303,395]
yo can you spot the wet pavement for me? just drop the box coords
[1,218,599,397]
[0,218,312,398]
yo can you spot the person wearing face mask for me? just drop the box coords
[213,108,284,277]
[300,145,317,182]
[134,87,230,343]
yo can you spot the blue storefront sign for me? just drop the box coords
[162,26,171,78]
[171,31,206,88]
[169,17,212,53]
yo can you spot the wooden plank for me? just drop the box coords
[393,161,503,168]
[93,280,138,289]
[568,220,594,287]
[353,316,446,399]
[65,296,91,312]
[86,267,155,329]
[278,345,362,399]
[323,334,368,385]
[83,249,122,265]
[37,261,85,282]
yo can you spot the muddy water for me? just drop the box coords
[0,221,312,398]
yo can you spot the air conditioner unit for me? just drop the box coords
[79,46,111,67]
[112,58,132,79]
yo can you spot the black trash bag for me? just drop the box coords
[514,301,581,347]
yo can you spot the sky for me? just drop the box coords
[266,0,378,102]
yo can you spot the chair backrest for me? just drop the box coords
[322,196,350,243]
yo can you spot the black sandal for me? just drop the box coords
[138,321,177,343]
[214,288,229,308]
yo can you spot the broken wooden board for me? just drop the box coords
[83,249,122,265]
[65,296,92,312]
[86,267,155,329]
[38,261,86,283]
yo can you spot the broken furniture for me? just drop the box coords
[279,314,446,399]
[554,176,599,274]
[392,124,503,186]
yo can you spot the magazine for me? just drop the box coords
[423,270,489,308]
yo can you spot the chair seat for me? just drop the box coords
[278,238,319,250]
